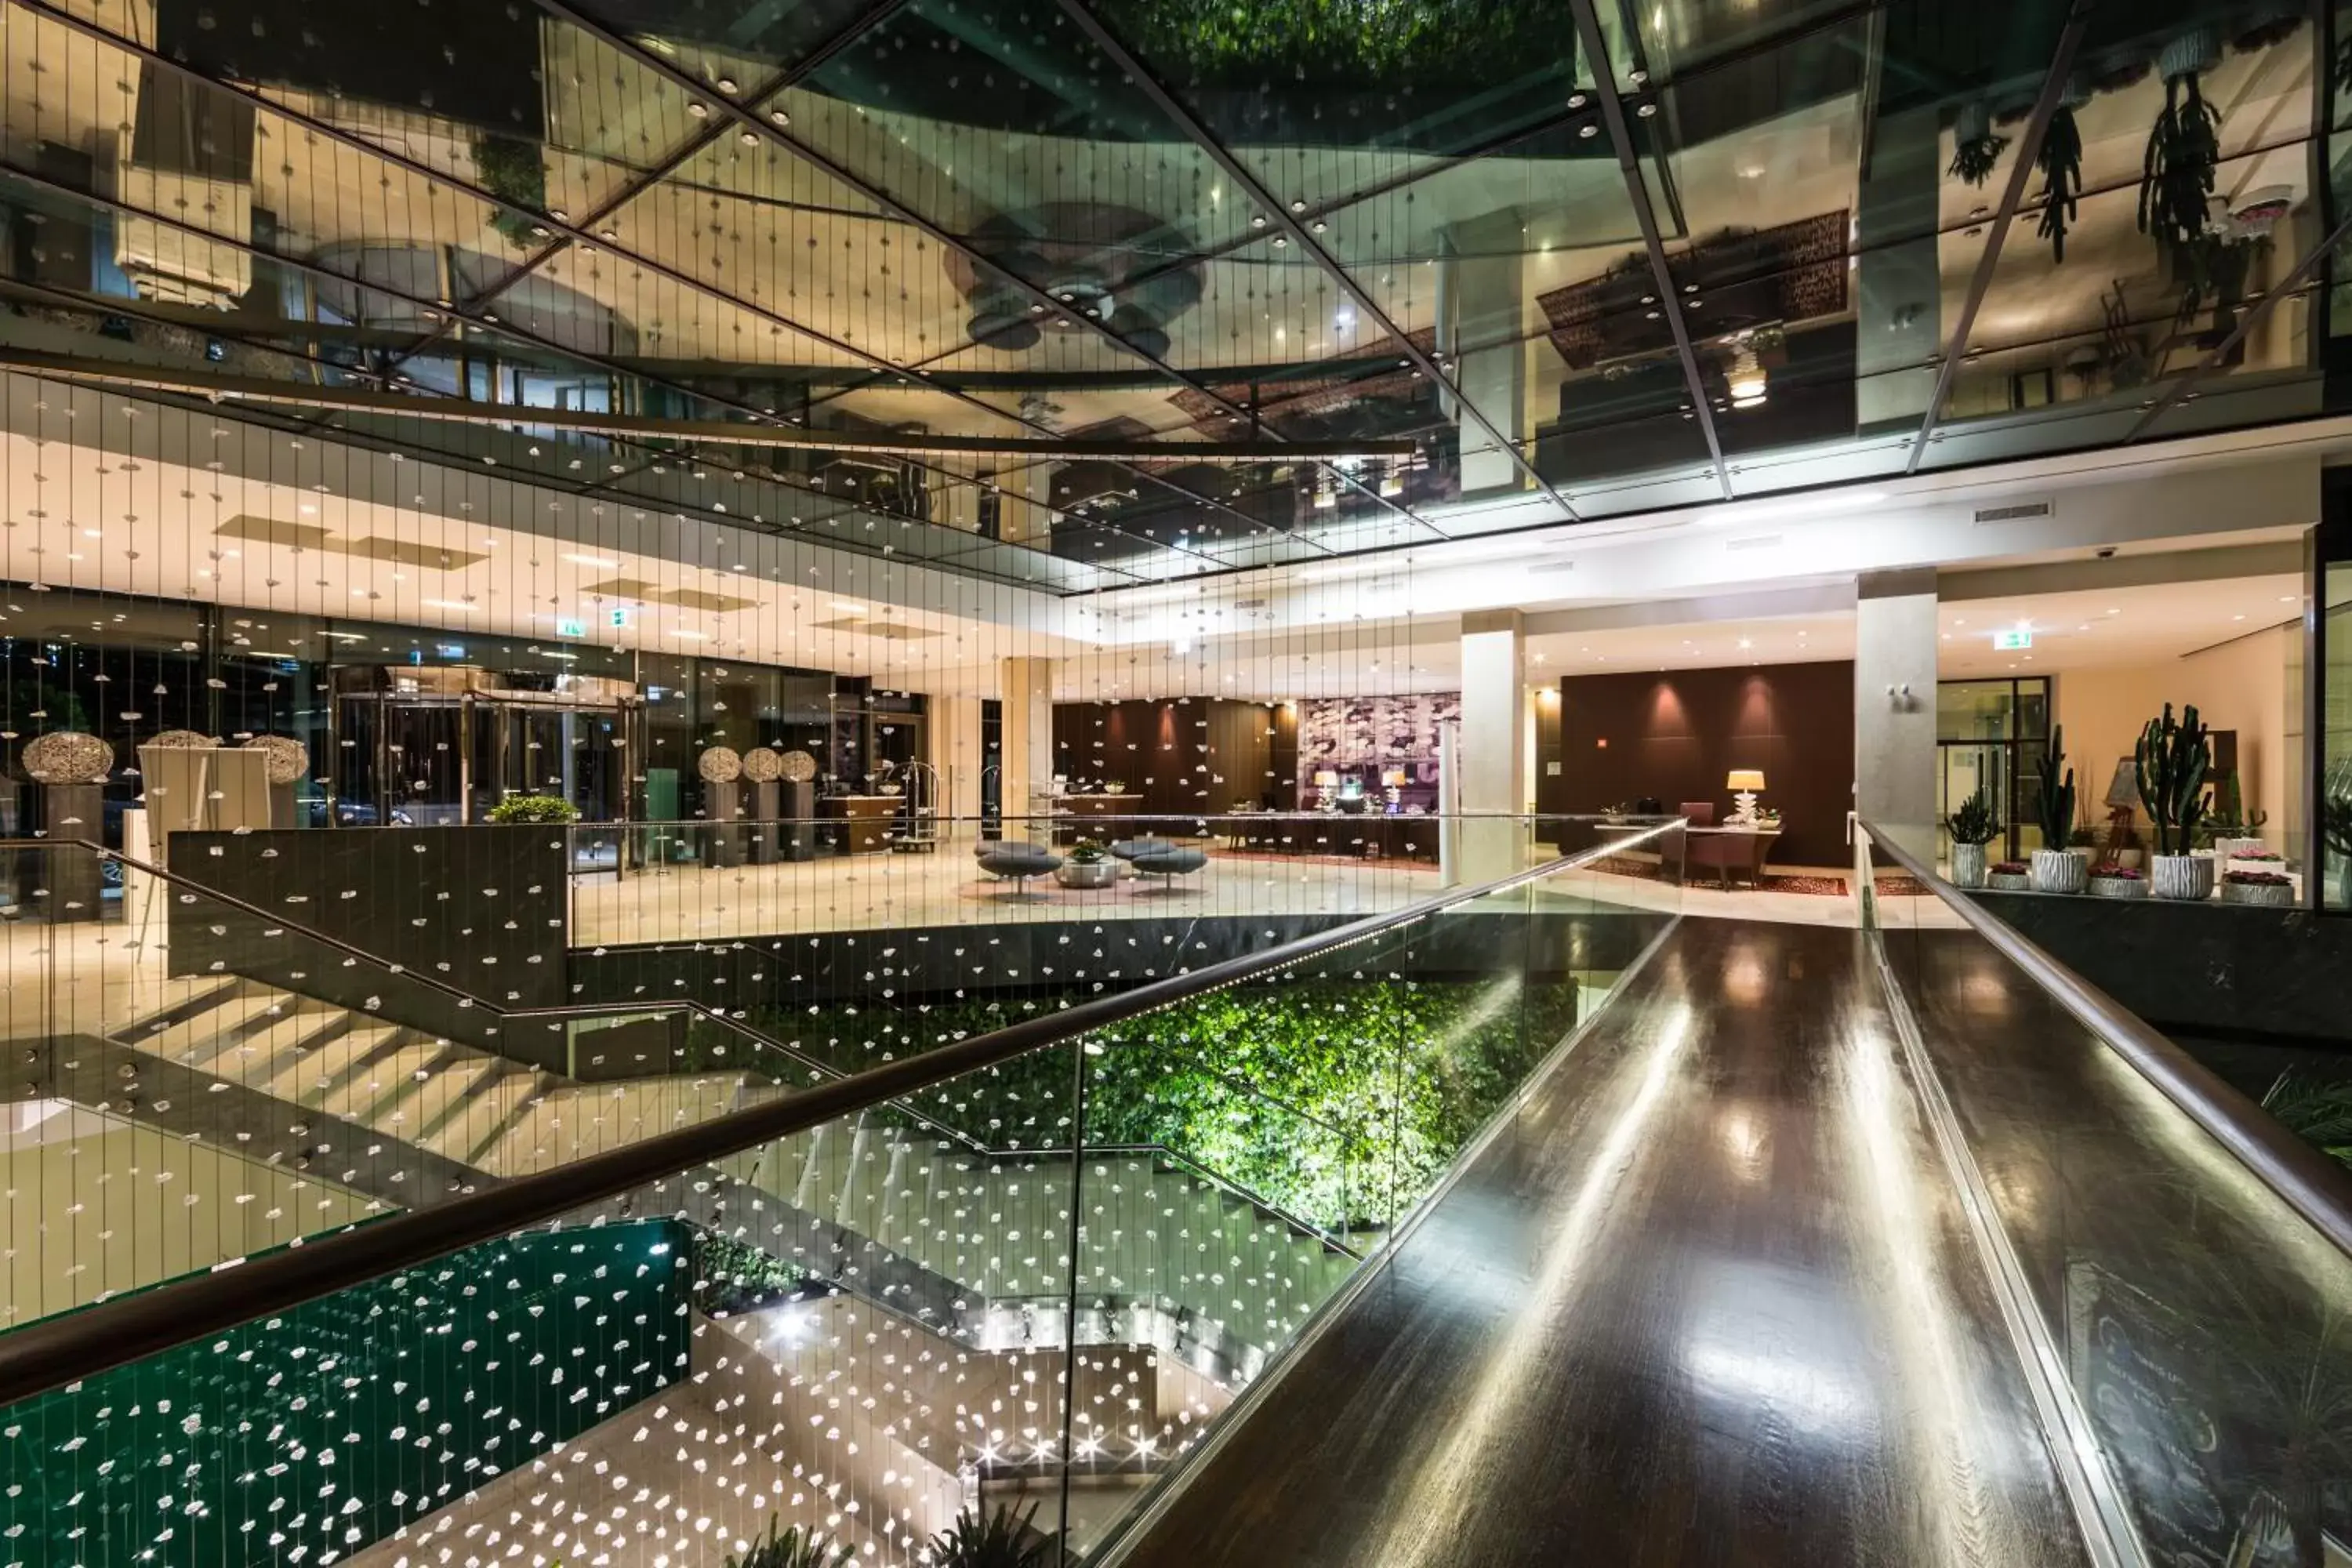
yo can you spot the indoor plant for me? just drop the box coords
[2138,27,2223,275]
[927,1502,1052,1568]
[725,1517,850,1568]
[2089,863,2146,898]
[2136,702,2214,901]
[1947,788,1999,888]
[2221,868,2294,908]
[2208,773,2270,864]
[2030,728,2085,893]
[1055,837,1117,888]
[1948,101,2008,187]
[486,793,580,825]
[1988,859,2032,891]
[2034,79,2087,262]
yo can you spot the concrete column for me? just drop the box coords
[1457,609,1529,884]
[998,655,1055,844]
[1438,217,1528,496]
[930,694,986,840]
[1855,568,1940,860]
[1855,104,1944,432]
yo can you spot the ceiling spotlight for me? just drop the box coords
[770,108,790,125]
[1726,339,1768,408]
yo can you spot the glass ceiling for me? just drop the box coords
[0,0,2333,589]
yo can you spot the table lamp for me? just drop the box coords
[1726,768,1767,825]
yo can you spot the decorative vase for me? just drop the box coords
[2031,847,2088,895]
[2151,853,2216,902]
[1951,843,1988,888]
[1988,870,2032,891]
[2090,874,2146,899]
[1055,859,1116,889]
[2220,878,2293,909]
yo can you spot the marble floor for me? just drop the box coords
[564,844,1878,947]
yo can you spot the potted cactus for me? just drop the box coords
[2089,863,2147,898]
[1988,859,2032,891]
[2208,773,2270,865]
[2030,728,2085,893]
[2136,702,2215,900]
[1947,788,2000,888]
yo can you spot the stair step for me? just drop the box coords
[310,1036,442,1124]
[122,985,289,1065]
[187,1006,350,1086]
[417,1066,541,1163]
[260,1023,395,1105]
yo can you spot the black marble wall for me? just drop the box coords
[1971,891,2352,1047]
[166,826,571,1060]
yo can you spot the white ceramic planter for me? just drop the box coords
[2151,854,2216,902]
[2214,836,2267,865]
[2220,878,2294,908]
[1951,843,1988,889]
[2089,874,2146,898]
[2031,847,2088,895]
[1988,871,2031,891]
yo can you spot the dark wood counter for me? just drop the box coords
[821,794,899,854]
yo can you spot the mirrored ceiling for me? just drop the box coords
[0,0,2334,588]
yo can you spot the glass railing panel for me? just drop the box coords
[0,820,1680,1564]
[1860,822,2352,1566]
[0,840,800,1331]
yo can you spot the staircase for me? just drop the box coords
[102,983,1359,1384]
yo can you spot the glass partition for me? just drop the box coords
[0,822,1682,1563]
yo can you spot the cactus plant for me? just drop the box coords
[1947,789,2000,846]
[2134,703,2211,855]
[2034,727,2075,849]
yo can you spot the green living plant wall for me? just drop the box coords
[742,976,1582,1231]
[0,1221,693,1568]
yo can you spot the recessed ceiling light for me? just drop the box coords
[564,554,619,568]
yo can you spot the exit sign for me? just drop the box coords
[555,617,587,639]
[1991,628,2033,651]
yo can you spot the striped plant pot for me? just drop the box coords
[1988,872,2031,891]
[2030,848,2088,895]
[1951,843,1988,889]
[2089,875,2145,899]
[2150,854,2216,902]
[2220,879,2294,908]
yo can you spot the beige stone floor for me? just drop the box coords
[0,853,1900,1048]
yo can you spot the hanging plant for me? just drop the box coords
[2035,92,2085,263]
[1948,100,2009,187]
[2138,31,2223,272]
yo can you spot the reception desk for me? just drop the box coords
[822,794,899,854]
[1054,792,1145,842]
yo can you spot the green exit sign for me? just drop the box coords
[1991,628,2033,651]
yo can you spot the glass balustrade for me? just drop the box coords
[0,819,1684,1566]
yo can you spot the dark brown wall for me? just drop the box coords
[1052,699,1290,819]
[1557,661,1855,865]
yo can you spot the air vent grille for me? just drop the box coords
[1973,500,2053,524]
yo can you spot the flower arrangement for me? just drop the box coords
[2223,869,2291,886]
[1067,837,1108,865]
[1993,861,2029,876]
[2221,866,2294,907]
[2090,863,2142,880]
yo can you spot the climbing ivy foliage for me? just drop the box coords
[1093,0,1568,87]
[750,977,1581,1229]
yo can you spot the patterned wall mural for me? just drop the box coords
[1297,692,1461,773]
